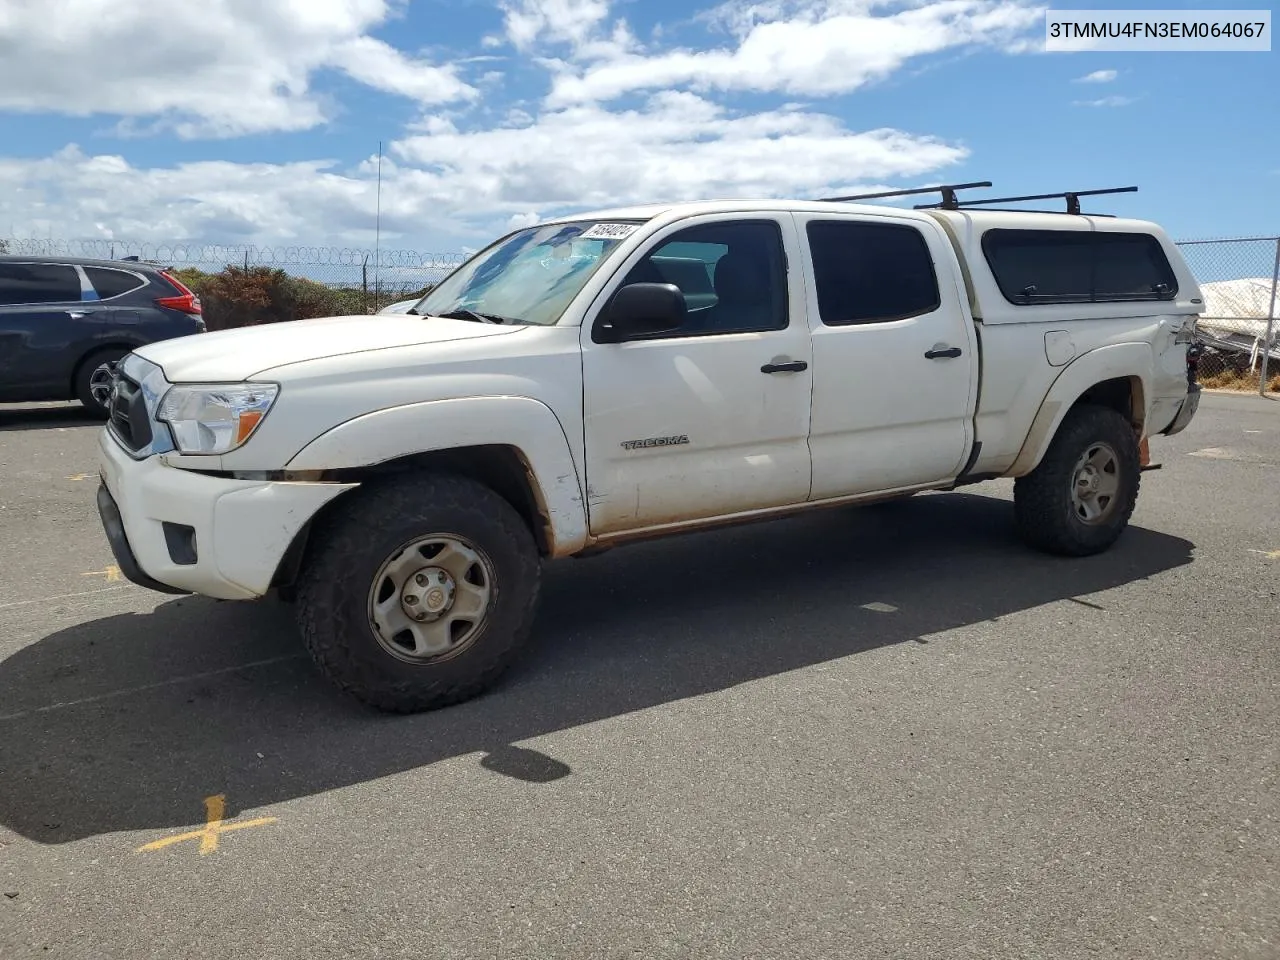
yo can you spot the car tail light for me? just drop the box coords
[156,271,202,316]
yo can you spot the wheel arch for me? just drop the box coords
[270,443,560,597]
[1007,343,1152,477]
[271,397,589,593]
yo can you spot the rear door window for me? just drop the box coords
[85,267,147,300]
[0,263,82,306]
[806,219,942,324]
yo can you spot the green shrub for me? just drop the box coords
[159,265,433,331]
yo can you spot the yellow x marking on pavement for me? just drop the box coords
[65,473,93,481]
[82,565,123,582]
[1248,549,1280,560]
[137,795,277,856]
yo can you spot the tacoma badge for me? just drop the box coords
[620,435,690,451]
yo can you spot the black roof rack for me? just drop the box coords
[820,181,992,208]
[913,185,1137,216]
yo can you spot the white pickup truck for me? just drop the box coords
[94,189,1205,712]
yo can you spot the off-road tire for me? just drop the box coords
[294,471,542,713]
[1013,403,1141,557]
[74,347,129,419]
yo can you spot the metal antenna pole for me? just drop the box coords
[374,141,383,312]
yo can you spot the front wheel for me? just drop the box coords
[1013,404,1141,557]
[295,472,542,713]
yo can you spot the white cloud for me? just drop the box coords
[507,212,545,230]
[1073,95,1137,107]
[391,92,966,213]
[330,36,475,104]
[0,93,967,249]
[0,0,1038,251]
[536,0,1044,105]
[0,0,475,138]
[500,0,614,51]
[1074,69,1118,83]
[0,146,386,245]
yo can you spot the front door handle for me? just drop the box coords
[761,359,809,374]
[925,345,962,360]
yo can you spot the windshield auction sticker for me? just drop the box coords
[580,222,640,240]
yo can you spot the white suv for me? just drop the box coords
[95,188,1204,712]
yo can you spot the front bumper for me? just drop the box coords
[97,482,189,595]
[95,428,358,600]
[1160,383,1201,437]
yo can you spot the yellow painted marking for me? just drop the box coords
[81,565,123,582]
[137,794,277,856]
[65,473,93,481]
[1248,549,1280,560]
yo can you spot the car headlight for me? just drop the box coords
[157,383,279,455]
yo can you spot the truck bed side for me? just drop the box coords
[925,209,1203,479]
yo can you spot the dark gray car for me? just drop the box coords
[0,255,206,418]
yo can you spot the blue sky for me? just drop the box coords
[0,0,1275,254]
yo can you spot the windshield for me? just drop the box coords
[414,220,644,325]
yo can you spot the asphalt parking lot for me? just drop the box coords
[0,393,1277,960]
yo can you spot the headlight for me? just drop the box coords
[157,383,279,455]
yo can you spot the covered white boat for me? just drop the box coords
[1196,277,1279,366]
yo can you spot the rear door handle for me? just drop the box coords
[925,346,962,360]
[761,360,809,374]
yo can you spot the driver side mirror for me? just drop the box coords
[594,282,687,343]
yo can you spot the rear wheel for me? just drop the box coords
[1013,404,1141,556]
[294,472,542,713]
[74,347,128,418]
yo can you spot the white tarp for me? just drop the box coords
[1197,277,1278,338]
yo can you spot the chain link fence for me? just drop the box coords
[1175,237,1279,395]
[2,234,1277,393]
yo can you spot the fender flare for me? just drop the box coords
[1008,342,1153,476]
[285,396,588,555]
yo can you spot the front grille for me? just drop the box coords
[107,373,153,452]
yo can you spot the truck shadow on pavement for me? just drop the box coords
[0,490,1194,844]
[0,403,101,433]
